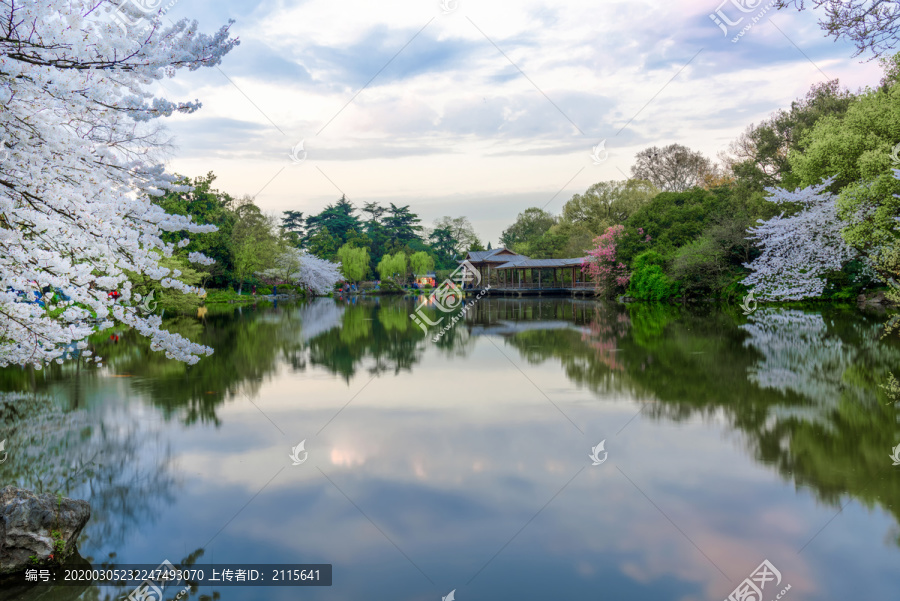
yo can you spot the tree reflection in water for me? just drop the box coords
[1,297,898,567]
[0,391,177,552]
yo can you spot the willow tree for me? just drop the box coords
[377,253,408,284]
[337,244,370,283]
[410,252,435,277]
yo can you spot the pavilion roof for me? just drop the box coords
[494,257,587,269]
[465,247,524,262]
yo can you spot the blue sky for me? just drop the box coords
[156,0,881,244]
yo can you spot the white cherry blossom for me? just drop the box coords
[0,0,238,366]
[743,178,857,300]
[258,249,343,296]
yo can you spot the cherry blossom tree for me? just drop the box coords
[743,179,856,300]
[258,249,343,296]
[0,1,238,366]
[582,225,630,298]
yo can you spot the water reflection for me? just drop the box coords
[0,391,177,550]
[0,298,898,600]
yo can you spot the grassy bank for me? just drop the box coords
[203,287,309,304]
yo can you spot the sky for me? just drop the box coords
[153,0,882,245]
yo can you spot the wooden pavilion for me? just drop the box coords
[461,248,593,295]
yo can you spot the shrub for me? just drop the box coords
[670,238,727,296]
[628,251,678,300]
[378,281,404,294]
[822,259,880,300]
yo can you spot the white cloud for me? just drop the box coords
[159,0,876,242]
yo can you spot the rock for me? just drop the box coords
[857,291,892,306]
[0,486,90,575]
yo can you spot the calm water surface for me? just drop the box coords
[1,297,899,601]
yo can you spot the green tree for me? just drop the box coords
[617,186,764,298]
[561,179,659,235]
[360,201,390,266]
[231,198,280,294]
[628,251,678,300]
[307,227,338,262]
[499,207,557,252]
[618,187,729,265]
[305,196,361,246]
[154,172,236,288]
[528,231,568,259]
[377,252,408,284]
[880,52,900,90]
[631,144,714,192]
[384,204,423,246]
[343,228,372,250]
[410,251,435,276]
[362,201,386,226]
[281,210,305,247]
[552,221,595,258]
[433,216,480,255]
[722,80,855,190]
[429,227,458,266]
[337,244,370,283]
[669,238,729,296]
[789,80,900,287]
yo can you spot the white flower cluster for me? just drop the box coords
[0,0,238,367]
[188,252,216,266]
[743,179,856,300]
[257,248,343,295]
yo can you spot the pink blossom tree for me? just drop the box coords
[582,225,631,298]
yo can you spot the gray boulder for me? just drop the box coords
[0,486,90,575]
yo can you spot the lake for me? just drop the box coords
[1,296,899,601]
